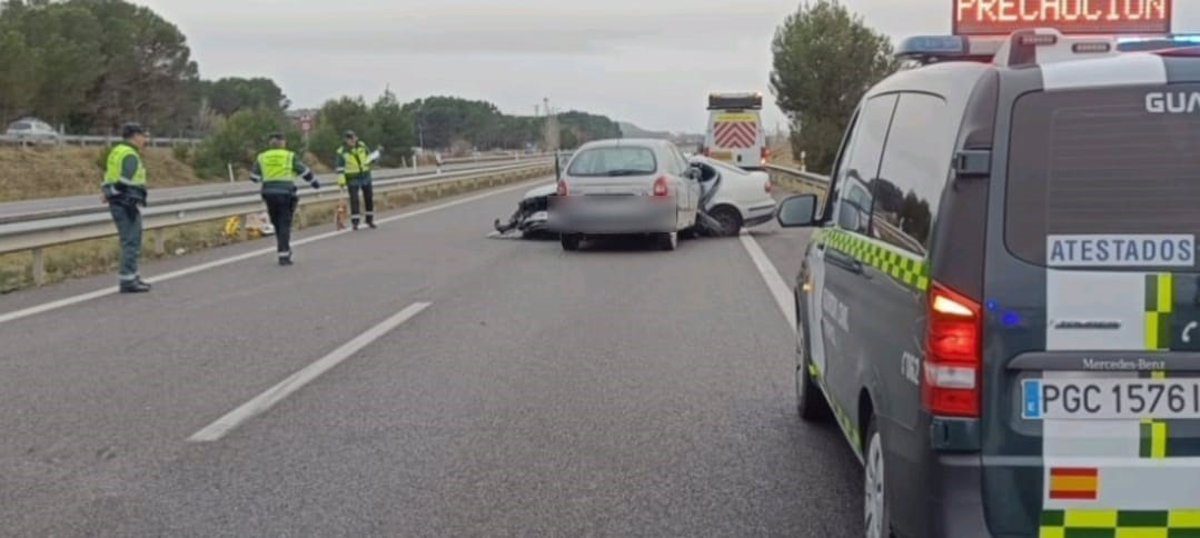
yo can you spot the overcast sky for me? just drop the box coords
[137,0,1200,133]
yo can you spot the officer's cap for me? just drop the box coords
[267,132,286,142]
[121,123,147,139]
[343,130,357,139]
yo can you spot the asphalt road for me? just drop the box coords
[0,180,861,537]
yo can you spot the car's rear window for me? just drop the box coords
[568,147,657,177]
[1006,85,1200,267]
[10,122,31,130]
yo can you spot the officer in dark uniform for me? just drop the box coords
[250,133,320,266]
[102,123,152,293]
[336,130,377,230]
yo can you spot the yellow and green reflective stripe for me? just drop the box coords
[807,362,862,456]
[1041,510,1200,538]
[815,229,930,292]
[1142,273,1173,460]
[1139,371,1171,459]
[1140,419,1169,459]
[1145,274,1174,351]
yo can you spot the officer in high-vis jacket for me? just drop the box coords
[250,133,320,266]
[102,123,152,293]
[336,130,377,230]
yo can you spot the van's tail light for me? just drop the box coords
[702,147,711,157]
[765,180,773,194]
[924,283,982,418]
[556,180,569,197]
[761,146,771,164]
[653,176,670,197]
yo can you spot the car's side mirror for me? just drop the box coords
[777,195,819,228]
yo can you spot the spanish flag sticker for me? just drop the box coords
[1050,468,1099,501]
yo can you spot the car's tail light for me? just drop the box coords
[702,147,711,157]
[556,180,569,197]
[653,176,670,197]
[923,283,982,418]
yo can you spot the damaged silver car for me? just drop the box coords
[493,183,557,239]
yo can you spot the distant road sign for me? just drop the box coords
[954,0,1172,36]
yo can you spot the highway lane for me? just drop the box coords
[0,181,859,537]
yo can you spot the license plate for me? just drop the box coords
[1023,379,1200,420]
[709,151,733,161]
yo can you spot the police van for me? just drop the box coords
[776,28,1200,538]
[703,92,768,170]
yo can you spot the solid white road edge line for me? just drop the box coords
[188,301,431,443]
[0,179,547,327]
[739,231,797,332]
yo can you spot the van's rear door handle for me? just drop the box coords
[826,249,863,275]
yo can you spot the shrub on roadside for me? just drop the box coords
[171,144,192,164]
[193,108,301,179]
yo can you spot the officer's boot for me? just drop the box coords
[120,278,152,294]
[352,217,360,231]
[279,251,293,267]
[366,214,377,230]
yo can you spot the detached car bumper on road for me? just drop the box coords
[550,196,680,235]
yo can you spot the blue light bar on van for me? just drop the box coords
[1118,34,1200,52]
[898,35,969,57]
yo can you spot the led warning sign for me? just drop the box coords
[954,0,1172,36]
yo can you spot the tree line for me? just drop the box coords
[770,0,898,174]
[0,0,623,178]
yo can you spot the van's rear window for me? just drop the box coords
[1006,86,1200,267]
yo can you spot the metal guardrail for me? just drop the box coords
[0,159,553,227]
[763,164,831,192]
[440,152,551,165]
[0,134,201,148]
[0,160,553,285]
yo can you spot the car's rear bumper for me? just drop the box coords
[551,198,678,235]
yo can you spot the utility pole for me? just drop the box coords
[543,97,559,154]
[416,101,425,155]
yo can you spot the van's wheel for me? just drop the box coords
[864,419,893,538]
[711,206,743,237]
[561,234,582,251]
[796,321,831,422]
[657,232,678,251]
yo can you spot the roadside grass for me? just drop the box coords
[0,146,203,203]
[0,146,332,203]
[0,166,547,294]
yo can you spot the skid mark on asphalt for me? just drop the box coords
[189,302,431,442]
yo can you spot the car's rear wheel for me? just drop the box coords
[561,234,582,251]
[657,232,678,251]
[711,206,743,237]
[864,419,893,538]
